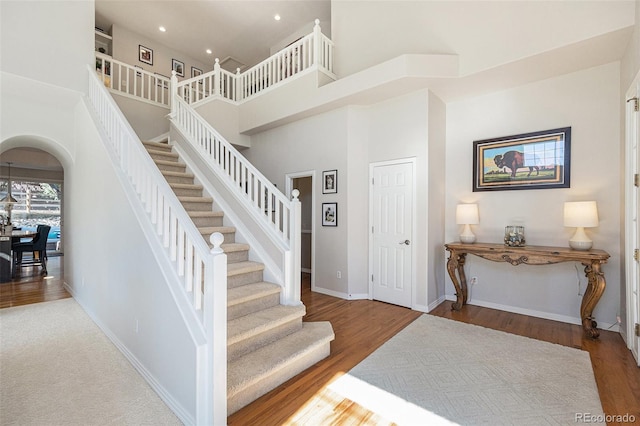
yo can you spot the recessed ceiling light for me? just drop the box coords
[206,49,212,55]
[159,26,166,32]
[274,14,281,21]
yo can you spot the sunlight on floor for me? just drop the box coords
[286,372,458,425]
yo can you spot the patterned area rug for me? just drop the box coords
[332,315,604,425]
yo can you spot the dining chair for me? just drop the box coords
[12,225,50,277]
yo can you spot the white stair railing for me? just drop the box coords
[177,19,334,105]
[95,53,171,107]
[170,93,302,304]
[87,66,226,425]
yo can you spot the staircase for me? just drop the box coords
[142,139,335,415]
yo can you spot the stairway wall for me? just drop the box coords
[1,73,203,424]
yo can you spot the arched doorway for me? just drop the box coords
[0,138,70,306]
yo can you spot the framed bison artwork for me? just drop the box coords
[472,127,571,192]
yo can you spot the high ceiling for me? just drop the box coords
[95,1,331,71]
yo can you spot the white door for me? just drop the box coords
[627,81,640,365]
[370,161,414,308]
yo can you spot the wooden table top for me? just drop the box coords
[445,242,610,263]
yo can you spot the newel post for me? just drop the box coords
[235,67,242,102]
[288,190,302,304]
[213,58,221,97]
[170,70,178,117]
[313,18,321,67]
[206,232,227,425]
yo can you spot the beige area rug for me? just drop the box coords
[0,299,181,426]
[329,315,605,425]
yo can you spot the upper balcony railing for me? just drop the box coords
[95,53,172,107]
[177,19,334,106]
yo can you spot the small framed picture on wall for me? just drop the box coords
[322,170,337,194]
[172,59,185,77]
[139,45,153,65]
[322,202,337,227]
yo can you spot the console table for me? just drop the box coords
[444,242,610,339]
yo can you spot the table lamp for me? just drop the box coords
[0,162,17,225]
[456,203,479,243]
[564,201,598,250]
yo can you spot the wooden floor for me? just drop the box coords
[0,256,70,308]
[2,268,638,424]
[229,275,640,425]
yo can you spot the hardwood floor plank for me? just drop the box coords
[0,256,69,308]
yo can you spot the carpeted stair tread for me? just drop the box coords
[178,196,214,203]
[147,149,179,159]
[142,140,170,148]
[221,243,250,253]
[155,159,185,167]
[228,322,335,396]
[228,282,281,308]
[227,304,305,345]
[188,211,224,218]
[170,183,203,190]
[227,261,264,276]
[161,170,194,179]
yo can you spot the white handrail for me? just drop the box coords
[95,53,171,107]
[176,19,333,105]
[87,66,226,424]
[170,93,302,303]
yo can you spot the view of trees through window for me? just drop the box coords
[0,179,61,245]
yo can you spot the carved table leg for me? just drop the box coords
[580,261,606,339]
[446,249,468,310]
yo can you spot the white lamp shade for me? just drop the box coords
[456,204,479,225]
[564,201,599,228]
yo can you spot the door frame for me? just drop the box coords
[624,70,640,364]
[368,158,417,307]
[285,170,316,291]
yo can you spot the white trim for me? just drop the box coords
[312,286,349,299]
[107,88,171,109]
[624,69,640,363]
[347,293,370,300]
[301,267,312,274]
[368,158,418,308]
[64,287,194,425]
[427,295,447,313]
[286,170,316,292]
[443,295,618,331]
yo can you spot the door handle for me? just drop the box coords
[399,240,410,245]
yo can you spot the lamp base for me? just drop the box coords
[459,234,476,244]
[569,227,593,251]
[569,239,592,250]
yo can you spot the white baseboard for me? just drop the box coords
[68,293,194,425]
[311,286,349,299]
[347,293,369,300]
[301,268,312,274]
[443,295,616,331]
[425,295,446,313]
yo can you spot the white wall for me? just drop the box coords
[331,0,634,78]
[621,0,640,91]
[111,24,212,82]
[445,62,622,327]
[0,1,93,93]
[246,90,444,309]
[1,76,201,425]
[245,108,350,296]
[112,94,171,141]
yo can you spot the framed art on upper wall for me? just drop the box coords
[322,170,337,194]
[472,127,571,192]
[191,66,203,78]
[172,59,185,77]
[139,45,153,65]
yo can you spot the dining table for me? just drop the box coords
[0,229,37,282]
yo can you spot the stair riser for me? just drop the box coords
[192,216,224,227]
[228,292,280,321]
[157,163,186,173]
[223,249,249,264]
[173,187,203,197]
[228,270,263,288]
[227,343,331,415]
[182,201,213,211]
[142,143,172,153]
[202,230,236,244]
[228,319,302,361]
[149,152,179,162]
[163,174,195,185]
